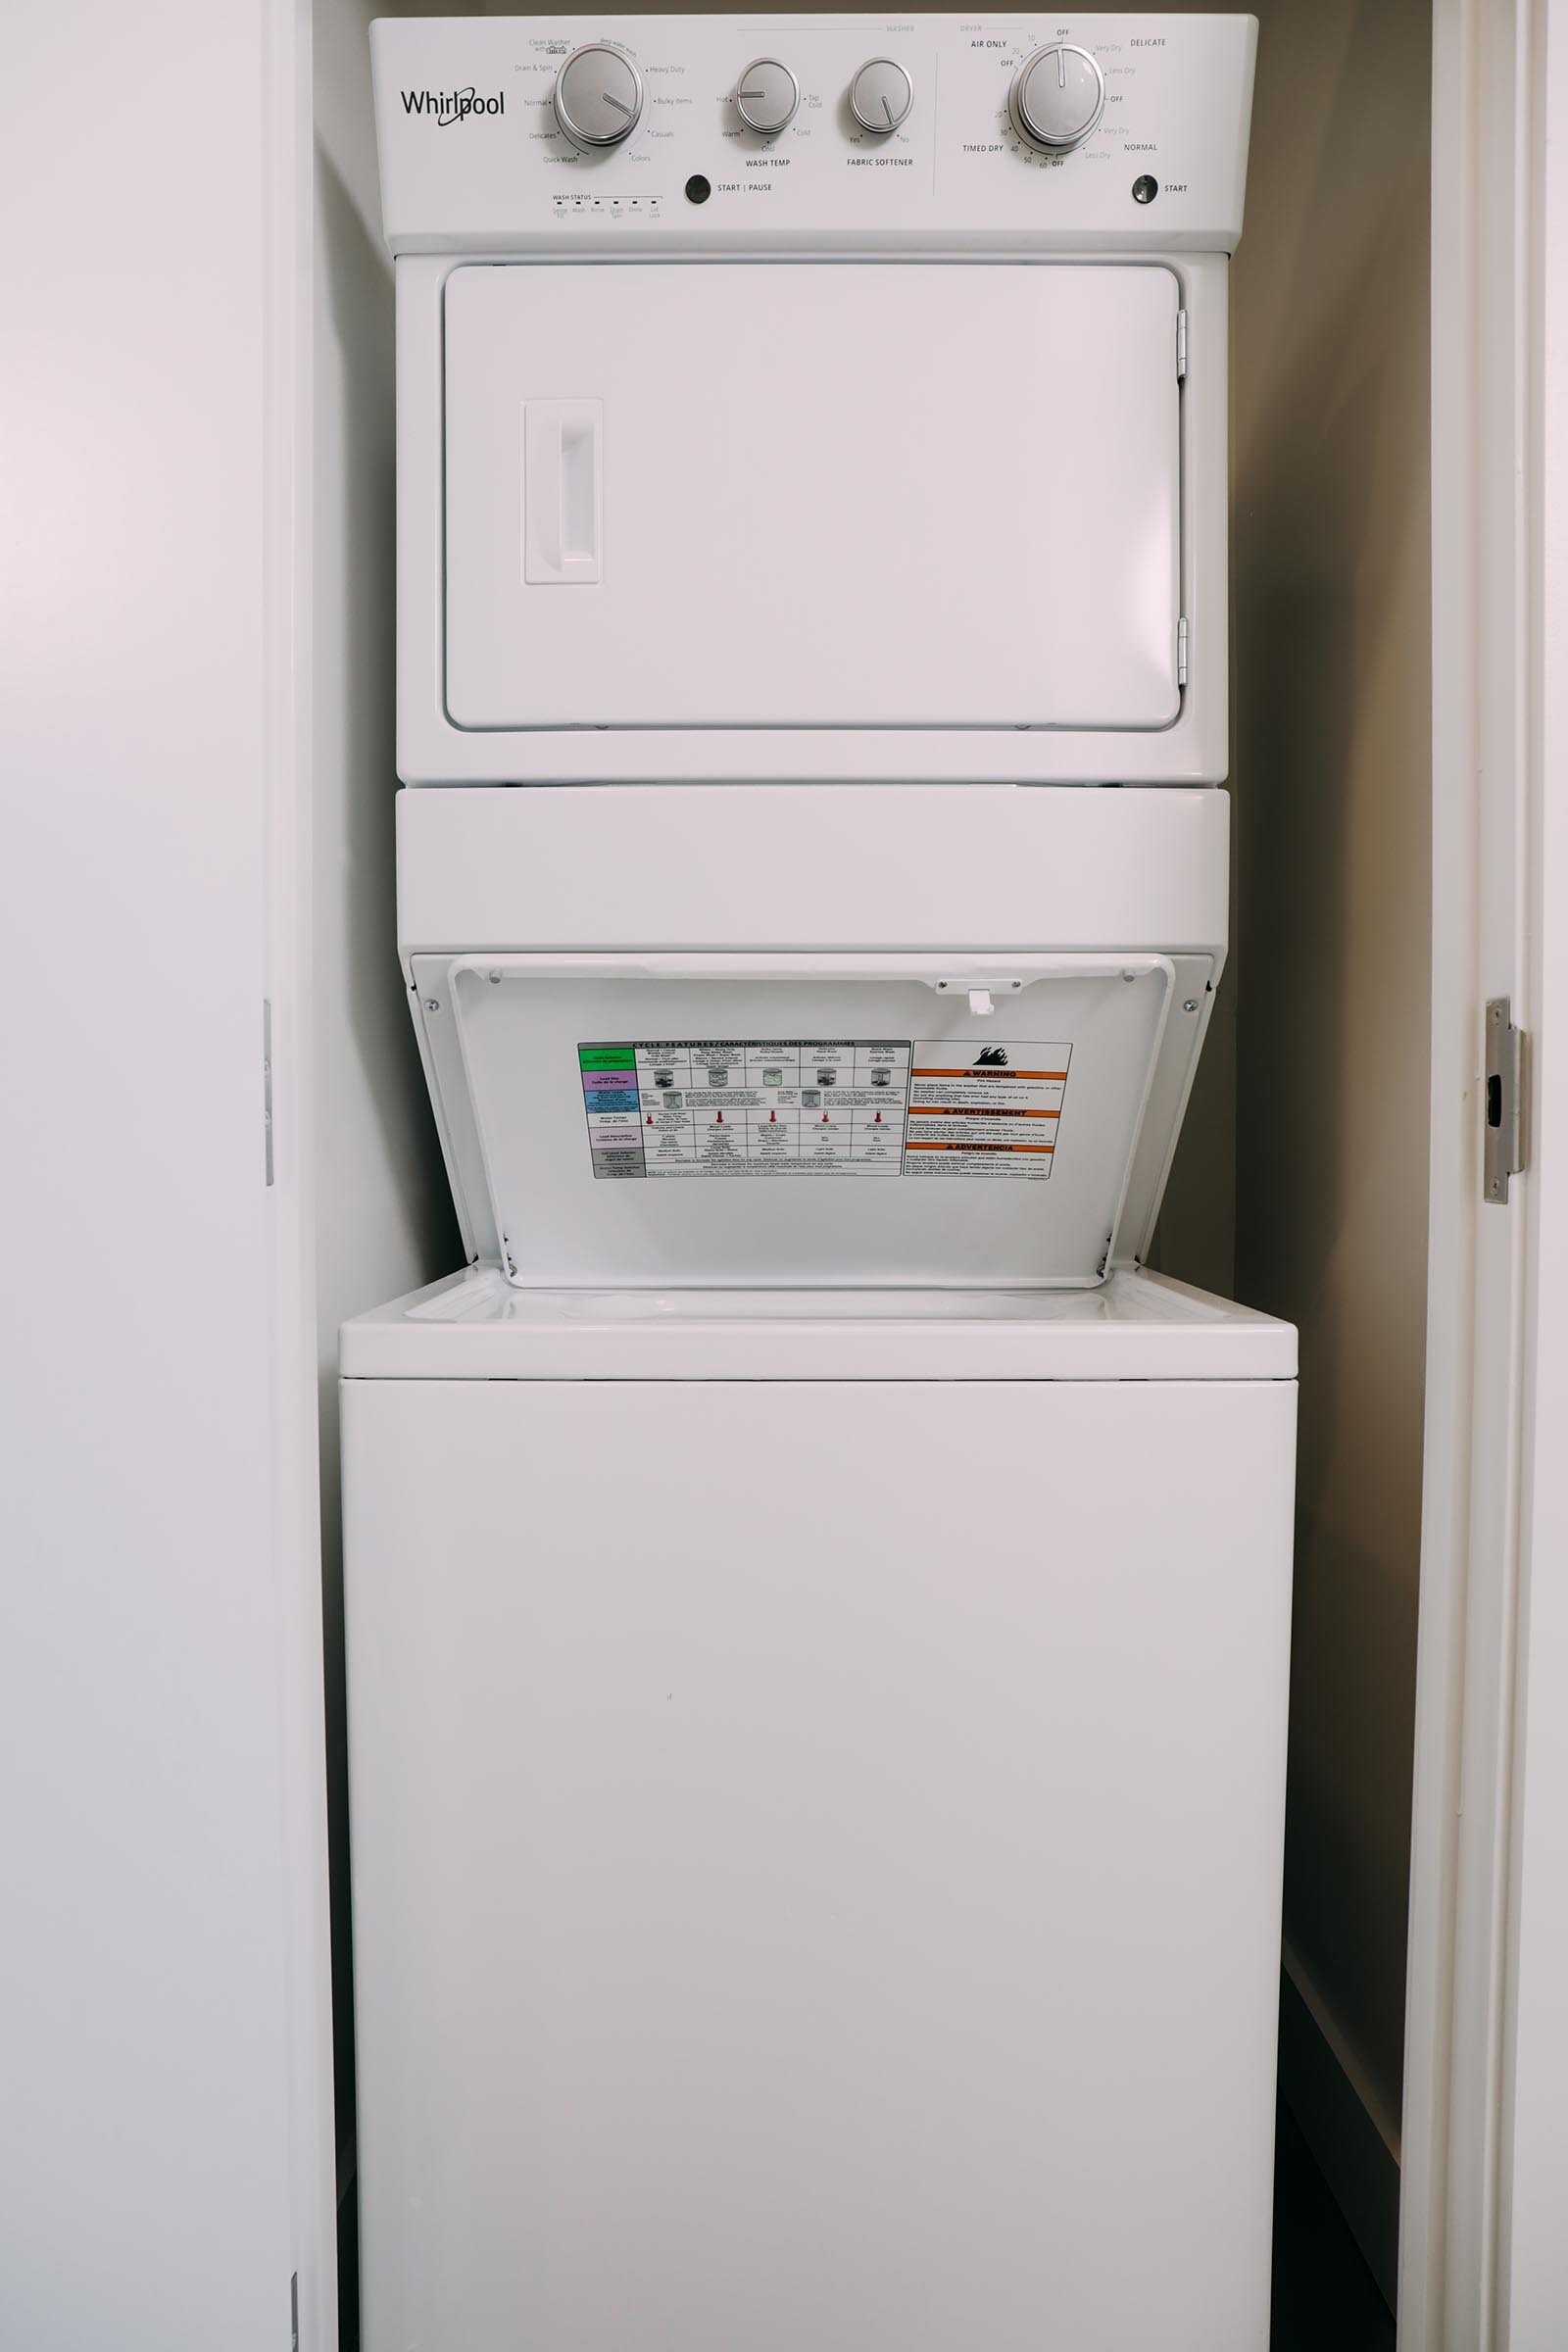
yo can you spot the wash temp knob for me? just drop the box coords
[553,43,644,149]
[735,58,800,137]
[1008,43,1105,153]
[849,57,913,135]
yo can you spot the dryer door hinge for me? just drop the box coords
[263,1001,275,1188]
[1176,308,1189,382]
[1485,997,1525,1201]
[289,2273,299,2351]
[1176,616,1189,688]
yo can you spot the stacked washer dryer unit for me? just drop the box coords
[350,19,1292,2350]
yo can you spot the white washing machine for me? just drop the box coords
[348,17,1293,2347]
[343,1275,1294,2352]
[344,783,1295,2346]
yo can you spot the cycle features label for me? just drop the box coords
[580,1041,910,1178]
[903,1042,1071,1180]
[579,1039,1071,1180]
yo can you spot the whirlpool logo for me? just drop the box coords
[975,1047,1010,1067]
[401,85,505,124]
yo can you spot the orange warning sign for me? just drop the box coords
[904,1039,1073,1182]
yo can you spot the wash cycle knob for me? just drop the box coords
[735,57,799,137]
[553,43,644,149]
[850,57,913,135]
[1008,43,1105,153]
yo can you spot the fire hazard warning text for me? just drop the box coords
[903,1040,1071,1180]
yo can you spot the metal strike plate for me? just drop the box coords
[1485,997,1524,1202]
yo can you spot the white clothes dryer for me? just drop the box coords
[372,11,1256,786]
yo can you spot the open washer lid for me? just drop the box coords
[409,951,1218,1290]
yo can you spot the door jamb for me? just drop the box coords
[1399,0,1563,2342]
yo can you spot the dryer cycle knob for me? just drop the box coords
[850,57,913,136]
[1008,43,1105,153]
[735,57,799,137]
[553,43,644,150]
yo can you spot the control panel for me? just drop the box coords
[371,15,1257,253]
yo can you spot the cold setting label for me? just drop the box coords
[578,1039,1071,1180]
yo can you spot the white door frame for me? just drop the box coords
[1496,0,1568,2329]
[1400,1,1568,2343]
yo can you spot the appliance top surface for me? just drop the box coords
[371,14,1258,254]
[340,1267,1297,1380]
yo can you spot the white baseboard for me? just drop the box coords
[1277,1942,1402,2313]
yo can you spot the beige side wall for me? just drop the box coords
[1229,0,1432,2232]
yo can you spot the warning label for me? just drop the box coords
[579,1039,1071,1180]
[903,1043,1070,1181]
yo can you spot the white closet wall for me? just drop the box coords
[3,1,331,2343]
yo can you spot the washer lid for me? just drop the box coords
[411,951,1217,1291]
[340,1267,1297,1382]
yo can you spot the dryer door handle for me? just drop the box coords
[523,400,603,584]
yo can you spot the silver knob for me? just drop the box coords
[735,57,799,137]
[1008,43,1105,153]
[850,57,913,136]
[553,43,644,150]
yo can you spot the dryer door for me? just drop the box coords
[443,263,1182,735]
